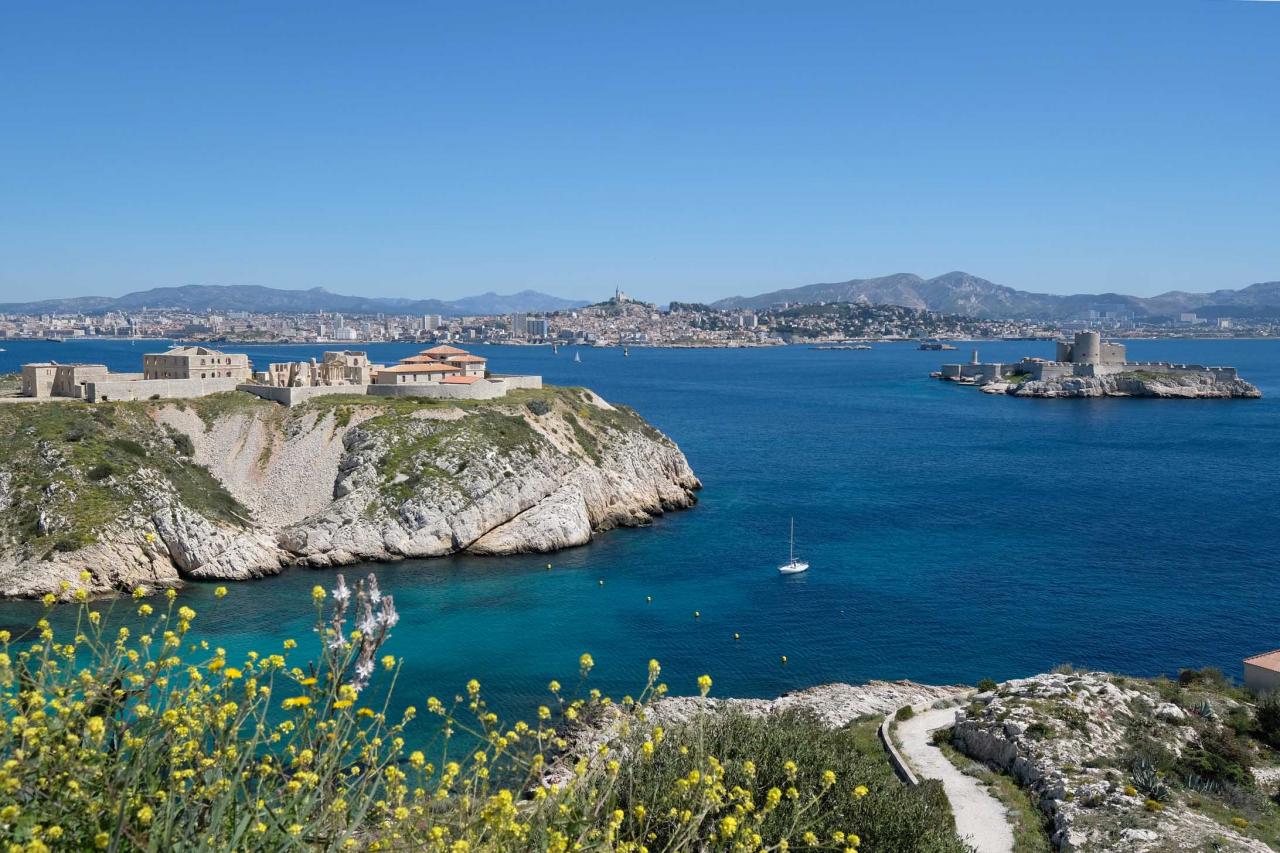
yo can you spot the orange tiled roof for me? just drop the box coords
[446,355,487,364]
[420,345,469,356]
[377,363,462,374]
[1245,649,1280,673]
[439,375,482,385]
[398,354,443,364]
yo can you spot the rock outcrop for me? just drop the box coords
[1008,373,1261,398]
[0,387,699,597]
[951,671,1272,852]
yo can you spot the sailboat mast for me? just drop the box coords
[789,517,795,563]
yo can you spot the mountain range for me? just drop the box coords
[0,285,588,317]
[711,272,1280,320]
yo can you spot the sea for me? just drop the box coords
[1,337,1278,721]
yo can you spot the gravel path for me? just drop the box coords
[895,707,1015,853]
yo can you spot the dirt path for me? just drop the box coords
[895,706,1015,853]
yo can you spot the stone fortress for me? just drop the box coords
[20,344,539,406]
[938,330,1242,386]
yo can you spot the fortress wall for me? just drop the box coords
[237,384,370,407]
[85,376,242,402]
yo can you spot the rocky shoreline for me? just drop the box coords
[0,387,700,598]
[1000,373,1262,399]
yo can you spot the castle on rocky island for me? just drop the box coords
[20,344,540,406]
[935,331,1259,398]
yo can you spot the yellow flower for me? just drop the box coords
[382,654,396,671]
[719,816,738,837]
[42,593,56,607]
[822,769,837,787]
[94,833,110,850]
[282,696,312,710]
[579,653,594,674]
[136,805,154,825]
[853,784,869,798]
[410,751,425,769]
[214,586,228,598]
[312,585,326,603]
[697,674,713,696]
[648,659,661,679]
[138,604,153,616]
[178,606,196,621]
[224,668,243,680]
[283,639,297,650]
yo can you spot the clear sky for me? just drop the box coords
[2,1,1277,305]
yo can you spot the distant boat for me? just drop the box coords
[552,342,559,355]
[45,336,66,343]
[624,346,630,357]
[573,350,581,363]
[778,518,809,575]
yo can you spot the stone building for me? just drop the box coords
[1244,649,1280,694]
[143,346,252,381]
[262,351,375,388]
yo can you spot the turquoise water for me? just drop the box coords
[2,338,1278,719]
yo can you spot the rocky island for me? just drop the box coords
[0,386,700,598]
[935,331,1262,398]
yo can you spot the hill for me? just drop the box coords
[711,272,1280,321]
[0,284,588,316]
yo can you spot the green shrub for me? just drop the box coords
[170,431,195,457]
[1177,725,1254,788]
[895,705,915,722]
[109,437,147,457]
[525,398,552,416]
[1179,667,1228,689]
[976,678,998,693]
[1255,693,1280,749]
[86,463,114,482]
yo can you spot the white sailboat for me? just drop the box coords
[573,350,581,363]
[778,518,809,574]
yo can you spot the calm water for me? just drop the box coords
[2,337,1278,719]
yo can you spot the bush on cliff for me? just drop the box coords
[0,576,967,852]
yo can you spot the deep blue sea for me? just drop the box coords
[2,337,1278,719]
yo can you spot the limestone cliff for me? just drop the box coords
[0,387,699,597]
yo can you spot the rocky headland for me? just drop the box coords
[0,387,700,598]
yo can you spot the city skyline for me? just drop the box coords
[2,1,1278,303]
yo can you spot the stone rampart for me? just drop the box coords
[85,377,243,403]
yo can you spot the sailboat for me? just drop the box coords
[552,342,559,355]
[573,350,581,363]
[778,518,809,574]
[623,345,630,357]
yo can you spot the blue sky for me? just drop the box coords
[2,1,1277,304]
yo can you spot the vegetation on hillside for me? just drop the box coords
[0,576,967,851]
[0,403,246,557]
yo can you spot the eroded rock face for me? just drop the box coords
[0,388,700,597]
